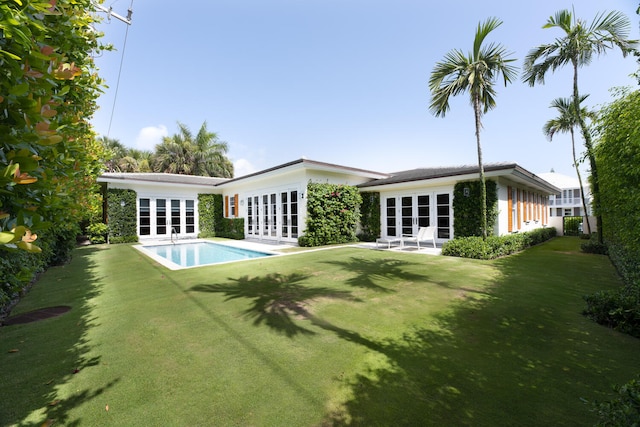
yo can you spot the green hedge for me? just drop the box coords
[442,227,557,260]
[358,192,380,242]
[198,194,218,238]
[198,194,244,240]
[453,180,498,238]
[106,189,138,243]
[298,183,362,247]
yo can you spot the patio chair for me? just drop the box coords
[402,226,436,249]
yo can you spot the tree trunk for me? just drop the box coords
[474,94,487,239]
[570,128,591,234]
[572,61,602,243]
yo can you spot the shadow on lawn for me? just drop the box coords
[189,242,635,425]
[322,243,636,426]
[0,246,120,426]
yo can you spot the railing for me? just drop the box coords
[171,227,178,244]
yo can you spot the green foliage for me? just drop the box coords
[357,192,380,241]
[442,227,557,259]
[87,222,109,244]
[563,216,582,236]
[589,375,640,426]
[197,194,244,239]
[198,194,218,237]
[107,189,137,244]
[595,88,640,287]
[581,240,609,255]
[217,218,245,240]
[298,183,362,247]
[0,0,107,313]
[583,286,640,338]
[453,180,498,237]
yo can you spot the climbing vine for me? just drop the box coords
[298,182,362,247]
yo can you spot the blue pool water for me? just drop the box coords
[142,241,273,268]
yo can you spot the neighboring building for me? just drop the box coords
[98,158,560,244]
[537,172,591,218]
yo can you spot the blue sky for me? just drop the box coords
[92,0,639,178]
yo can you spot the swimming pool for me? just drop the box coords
[137,241,274,269]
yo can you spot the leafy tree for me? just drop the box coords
[429,17,517,239]
[523,9,638,243]
[542,95,595,233]
[1,0,107,253]
[153,121,233,177]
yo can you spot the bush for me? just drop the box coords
[442,227,556,260]
[588,375,640,426]
[581,240,609,255]
[583,286,640,338]
[87,222,109,244]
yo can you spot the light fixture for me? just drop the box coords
[120,200,126,207]
[300,192,304,199]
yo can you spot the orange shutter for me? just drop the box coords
[507,186,513,232]
[517,189,522,230]
[234,194,239,217]
[225,196,229,218]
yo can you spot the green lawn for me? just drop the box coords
[1,237,638,426]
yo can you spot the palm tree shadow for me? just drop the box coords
[322,256,432,292]
[190,272,361,337]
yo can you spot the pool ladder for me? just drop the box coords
[171,227,178,244]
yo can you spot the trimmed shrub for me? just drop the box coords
[581,240,609,255]
[583,286,640,338]
[107,189,138,243]
[198,194,218,238]
[442,227,556,260]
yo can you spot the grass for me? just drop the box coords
[0,237,638,426]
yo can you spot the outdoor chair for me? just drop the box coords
[402,226,436,249]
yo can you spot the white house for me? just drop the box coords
[98,158,560,244]
[537,172,591,218]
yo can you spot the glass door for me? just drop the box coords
[156,199,167,235]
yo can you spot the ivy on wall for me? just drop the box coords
[358,192,381,241]
[453,180,498,238]
[298,182,362,247]
[107,189,138,243]
[198,194,218,238]
[198,194,244,239]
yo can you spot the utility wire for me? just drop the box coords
[106,0,134,138]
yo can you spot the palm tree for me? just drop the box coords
[98,136,128,172]
[153,121,233,177]
[523,9,637,243]
[429,17,517,239]
[543,95,595,234]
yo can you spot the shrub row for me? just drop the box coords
[1,223,79,319]
[583,286,640,338]
[441,227,557,260]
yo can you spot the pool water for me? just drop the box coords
[141,241,273,268]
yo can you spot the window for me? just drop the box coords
[230,195,236,217]
[156,199,167,234]
[186,200,194,233]
[386,197,397,236]
[436,193,450,239]
[171,199,180,233]
[139,198,151,235]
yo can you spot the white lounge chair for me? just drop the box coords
[375,237,402,249]
[402,226,436,249]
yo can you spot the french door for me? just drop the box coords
[245,190,299,241]
[384,192,450,240]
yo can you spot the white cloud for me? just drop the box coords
[233,158,257,177]
[135,125,168,151]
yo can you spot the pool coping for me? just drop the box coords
[134,239,285,270]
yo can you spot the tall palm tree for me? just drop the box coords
[523,9,637,243]
[543,95,595,234]
[153,121,233,177]
[429,17,517,239]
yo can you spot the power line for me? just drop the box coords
[93,1,134,138]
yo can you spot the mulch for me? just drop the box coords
[1,306,71,326]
